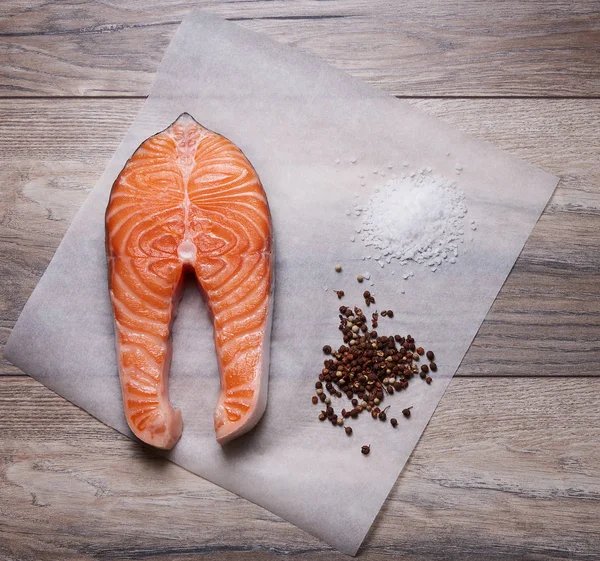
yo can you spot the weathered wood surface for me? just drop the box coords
[1,1,599,98]
[1,376,598,561]
[1,1,600,559]
[1,98,598,377]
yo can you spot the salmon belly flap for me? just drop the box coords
[105,114,273,449]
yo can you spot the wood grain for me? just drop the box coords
[1,2,599,559]
[1,98,598,377]
[1,376,598,560]
[1,1,599,98]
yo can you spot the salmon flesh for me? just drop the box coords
[105,113,273,449]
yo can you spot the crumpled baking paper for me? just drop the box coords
[5,9,559,555]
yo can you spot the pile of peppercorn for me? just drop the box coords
[313,303,437,453]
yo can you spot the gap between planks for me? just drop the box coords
[1,95,600,101]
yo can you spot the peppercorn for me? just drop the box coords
[357,274,364,283]
[337,417,344,426]
[345,426,353,436]
[416,347,424,355]
[419,372,426,380]
[335,264,342,272]
[387,310,394,318]
[390,418,398,428]
[378,406,390,421]
[319,412,326,421]
[421,364,429,374]
[381,310,387,317]
[402,407,413,418]
[334,290,345,299]
[361,445,370,455]
[363,290,371,298]
[426,376,432,384]
[426,350,435,361]
[430,362,437,372]
[312,396,318,404]
[323,345,332,355]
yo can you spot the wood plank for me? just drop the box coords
[1,1,599,97]
[1,98,598,377]
[0,376,598,560]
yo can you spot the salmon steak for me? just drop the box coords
[105,113,273,450]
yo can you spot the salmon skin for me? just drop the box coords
[105,113,273,449]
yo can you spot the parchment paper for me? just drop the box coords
[4,10,559,555]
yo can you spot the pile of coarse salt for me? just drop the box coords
[354,169,472,272]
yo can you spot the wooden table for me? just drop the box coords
[1,2,599,559]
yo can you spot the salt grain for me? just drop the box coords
[359,170,468,272]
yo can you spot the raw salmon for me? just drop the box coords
[105,113,273,449]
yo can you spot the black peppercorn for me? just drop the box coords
[426,350,435,361]
[345,426,353,436]
[429,362,437,372]
[361,445,370,455]
[402,407,413,418]
[390,418,398,428]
